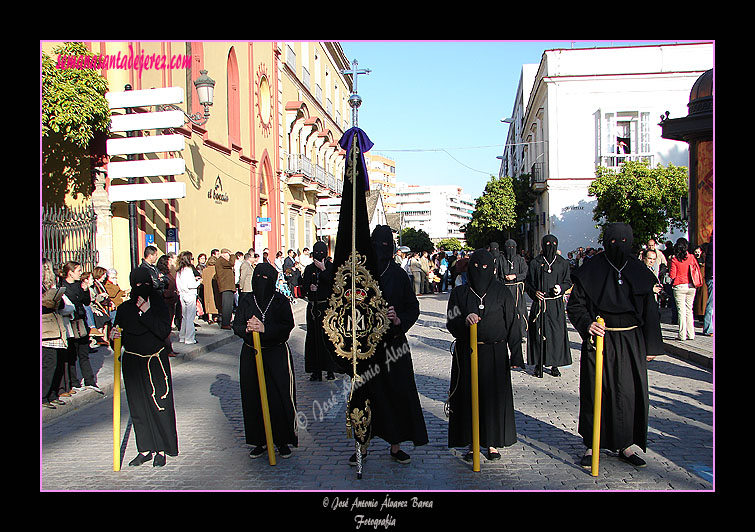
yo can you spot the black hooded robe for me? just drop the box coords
[302,242,338,377]
[500,239,528,365]
[113,269,178,456]
[233,262,298,449]
[361,225,428,448]
[567,223,664,452]
[525,235,573,369]
[446,249,522,449]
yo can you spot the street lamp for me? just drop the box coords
[161,69,215,126]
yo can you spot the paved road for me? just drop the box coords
[41,291,713,494]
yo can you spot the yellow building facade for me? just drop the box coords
[42,41,354,286]
[279,42,352,256]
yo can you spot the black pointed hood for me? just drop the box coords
[542,234,558,263]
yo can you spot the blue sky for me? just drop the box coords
[339,40,695,201]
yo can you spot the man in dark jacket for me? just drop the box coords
[215,248,236,329]
[137,245,166,296]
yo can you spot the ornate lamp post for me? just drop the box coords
[161,69,216,126]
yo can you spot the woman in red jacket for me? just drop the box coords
[669,238,698,341]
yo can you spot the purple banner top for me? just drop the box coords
[338,127,373,191]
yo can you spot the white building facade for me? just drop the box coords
[499,42,714,255]
[394,183,475,243]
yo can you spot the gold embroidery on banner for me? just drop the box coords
[347,399,372,441]
[323,251,389,362]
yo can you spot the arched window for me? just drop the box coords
[190,42,204,118]
[227,47,240,147]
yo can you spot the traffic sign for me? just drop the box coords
[110,110,185,132]
[106,86,183,109]
[108,158,186,180]
[108,182,186,202]
[314,211,329,229]
[107,134,185,156]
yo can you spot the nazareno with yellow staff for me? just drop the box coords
[445,249,523,464]
[232,261,298,460]
[111,267,177,468]
[567,222,664,470]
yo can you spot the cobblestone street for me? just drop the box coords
[41,291,713,495]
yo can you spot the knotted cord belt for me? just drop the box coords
[605,325,638,331]
[123,347,169,411]
[505,281,528,332]
[588,324,639,350]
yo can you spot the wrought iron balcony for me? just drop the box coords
[598,153,654,168]
[530,162,547,193]
[287,153,343,195]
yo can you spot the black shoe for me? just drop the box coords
[249,445,267,459]
[153,453,166,467]
[278,444,292,459]
[309,373,322,381]
[580,452,593,468]
[618,449,646,467]
[487,449,501,461]
[533,367,543,378]
[348,451,368,466]
[326,372,335,380]
[390,449,411,464]
[551,366,561,377]
[129,452,153,466]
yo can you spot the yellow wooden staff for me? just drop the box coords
[591,316,605,477]
[470,322,480,472]
[112,327,123,472]
[253,330,277,466]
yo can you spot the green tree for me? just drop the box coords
[400,227,434,253]
[42,42,111,205]
[510,172,538,246]
[436,237,462,252]
[464,175,517,249]
[589,160,688,248]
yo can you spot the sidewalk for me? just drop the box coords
[657,306,714,370]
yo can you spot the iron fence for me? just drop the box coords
[42,203,99,273]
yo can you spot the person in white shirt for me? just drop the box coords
[299,247,313,269]
[176,251,202,344]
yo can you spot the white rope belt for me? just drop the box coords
[605,325,639,332]
[124,347,169,411]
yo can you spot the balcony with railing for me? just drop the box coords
[599,152,654,169]
[287,153,343,195]
[530,161,547,193]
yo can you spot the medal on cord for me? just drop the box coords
[469,286,486,310]
[253,293,274,321]
[605,256,628,285]
[544,255,556,274]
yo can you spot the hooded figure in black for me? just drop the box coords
[488,242,503,282]
[525,234,573,377]
[446,249,522,462]
[567,222,663,468]
[500,239,528,366]
[232,261,297,459]
[302,241,337,381]
[113,267,177,467]
[356,225,427,464]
